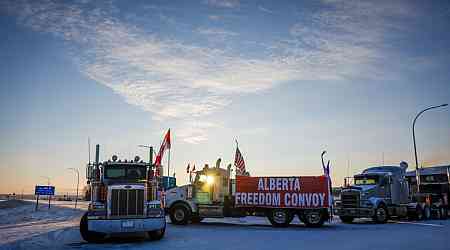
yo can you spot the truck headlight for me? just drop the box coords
[147,208,164,218]
[206,176,214,185]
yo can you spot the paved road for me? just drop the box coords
[1,201,449,250]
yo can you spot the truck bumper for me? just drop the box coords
[88,217,165,234]
[334,207,374,218]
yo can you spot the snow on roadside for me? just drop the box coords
[0,200,87,250]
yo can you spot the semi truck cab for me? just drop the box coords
[80,145,166,242]
[335,163,430,223]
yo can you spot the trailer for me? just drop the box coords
[405,165,449,219]
[165,162,331,227]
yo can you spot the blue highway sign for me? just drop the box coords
[35,185,55,196]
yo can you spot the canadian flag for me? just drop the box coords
[155,129,171,169]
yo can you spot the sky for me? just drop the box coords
[0,0,449,194]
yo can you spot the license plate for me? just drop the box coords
[122,221,134,228]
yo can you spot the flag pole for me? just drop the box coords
[88,137,91,164]
[168,129,171,177]
[168,147,171,177]
[234,139,238,177]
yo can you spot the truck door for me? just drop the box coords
[379,176,391,202]
[399,177,409,204]
[389,176,402,205]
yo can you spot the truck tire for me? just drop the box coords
[169,204,191,225]
[79,212,106,243]
[267,209,291,227]
[147,220,166,241]
[372,205,388,224]
[304,210,325,227]
[414,205,424,220]
[423,205,431,220]
[441,207,448,220]
[339,216,354,224]
[435,206,444,220]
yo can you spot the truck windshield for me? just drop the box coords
[354,177,378,185]
[104,165,147,180]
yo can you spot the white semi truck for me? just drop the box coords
[165,161,332,227]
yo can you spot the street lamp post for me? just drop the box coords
[412,104,448,193]
[68,168,80,208]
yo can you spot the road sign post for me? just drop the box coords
[35,194,39,211]
[35,185,55,210]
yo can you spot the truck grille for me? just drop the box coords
[341,191,359,208]
[110,189,144,217]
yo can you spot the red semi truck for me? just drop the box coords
[165,162,332,227]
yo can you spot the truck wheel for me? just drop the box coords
[267,209,290,227]
[423,205,431,220]
[169,204,191,225]
[414,205,424,220]
[79,212,106,243]
[441,207,448,220]
[339,216,354,224]
[147,220,166,240]
[304,210,325,227]
[435,207,443,220]
[372,205,388,224]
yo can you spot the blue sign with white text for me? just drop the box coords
[35,186,55,195]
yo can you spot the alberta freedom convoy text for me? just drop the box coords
[235,177,328,208]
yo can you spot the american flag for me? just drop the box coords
[234,147,246,175]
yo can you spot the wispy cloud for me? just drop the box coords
[277,0,419,80]
[203,0,240,9]
[208,15,222,21]
[258,5,274,14]
[0,0,422,143]
[176,121,220,144]
[196,27,238,37]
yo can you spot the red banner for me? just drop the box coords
[235,176,329,208]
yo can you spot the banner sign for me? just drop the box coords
[235,176,329,208]
[35,186,55,196]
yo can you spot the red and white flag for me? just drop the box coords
[155,129,171,167]
[234,146,246,175]
[186,163,190,173]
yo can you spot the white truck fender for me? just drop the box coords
[165,185,198,213]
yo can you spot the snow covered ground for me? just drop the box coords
[1,200,449,250]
